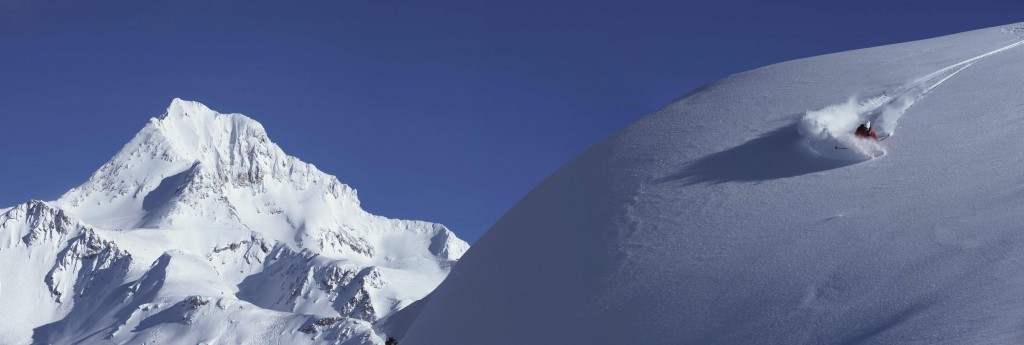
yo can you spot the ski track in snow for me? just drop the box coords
[800,39,1024,160]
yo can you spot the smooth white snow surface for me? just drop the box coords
[404,23,1024,344]
[0,100,467,344]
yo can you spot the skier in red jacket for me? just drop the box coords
[855,121,878,140]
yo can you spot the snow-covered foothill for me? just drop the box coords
[0,99,467,344]
[403,23,1024,344]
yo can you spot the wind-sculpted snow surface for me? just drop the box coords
[0,100,467,344]
[403,24,1024,344]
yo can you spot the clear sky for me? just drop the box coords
[1,0,1021,243]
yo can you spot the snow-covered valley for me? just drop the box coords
[0,99,467,344]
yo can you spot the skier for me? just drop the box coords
[855,121,878,140]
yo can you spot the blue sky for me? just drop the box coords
[1,1,1021,242]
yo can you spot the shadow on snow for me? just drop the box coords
[658,123,856,185]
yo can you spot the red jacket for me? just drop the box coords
[855,126,877,139]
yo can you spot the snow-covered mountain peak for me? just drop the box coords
[58,98,359,232]
[162,97,215,119]
[53,98,467,270]
[155,98,272,168]
[51,97,466,268]
[2,99,467,344]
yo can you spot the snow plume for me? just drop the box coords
[798,96,863,140]
[798,96,886,159]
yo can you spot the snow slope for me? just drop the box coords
[0,99,467,344]
[404,23,1024,344]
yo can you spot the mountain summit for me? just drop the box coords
[0,99,467,344]
[60,99,354,231]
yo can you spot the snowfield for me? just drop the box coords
[403,23,1024,344]
[0,99,467,344]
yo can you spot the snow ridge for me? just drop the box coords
[402,23,1024,345]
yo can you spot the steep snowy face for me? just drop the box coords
[0,200,133,343]
[0,99,467,345]
[405,24,1024,344]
